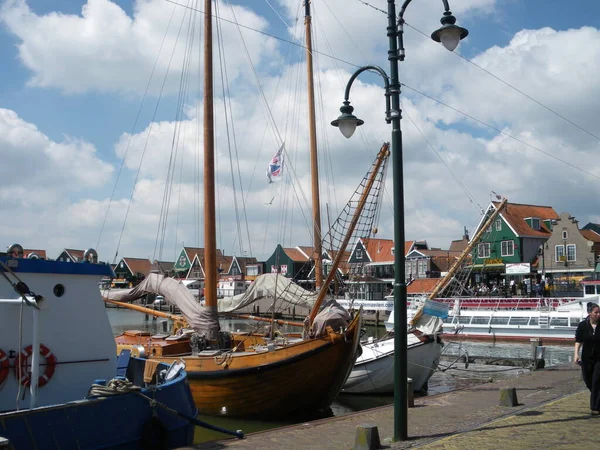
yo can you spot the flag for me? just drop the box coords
[267,143,284,183]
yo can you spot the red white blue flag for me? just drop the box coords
[267,143,284,183]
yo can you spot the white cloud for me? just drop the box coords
[0,0,279,94]
[2,0,600,263]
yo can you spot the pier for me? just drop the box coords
[180,364,590,449]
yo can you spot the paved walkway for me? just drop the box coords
[181,364,592,450]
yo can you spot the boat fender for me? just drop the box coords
[141,416,169,450]
[0,349,9,385]
[83,248,98,263]
[16,344,57,388]
[8,244,23,258]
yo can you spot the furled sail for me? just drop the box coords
[102,273,218,336]
[218,273,319,312]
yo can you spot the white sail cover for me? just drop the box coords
[102,273,219,338]
[218,273,319,312]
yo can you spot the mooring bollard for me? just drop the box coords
[530,338,545,369]
[499,387,519,407]
[407,377,414,408]
[354,423,381,450]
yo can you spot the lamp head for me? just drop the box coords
[431,11,468,52]
[331,101,364,139]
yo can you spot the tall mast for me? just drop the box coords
[304,0,323,289]
[203,0,217,312]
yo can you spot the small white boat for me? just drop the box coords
[343,305,444,394]
[342,330,442,394]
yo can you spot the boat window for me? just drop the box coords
[570,318,581,327]
[585,286,596,295]
[549,318,569,327]
[458,316,471,324]
[471,316,490,324]
[490,317,509,325]
[529,317,539,326]
[443,317,454,324]
[508,317,529,325]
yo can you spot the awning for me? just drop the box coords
[470,263,505,271]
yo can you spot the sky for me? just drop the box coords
[1,0,600,264]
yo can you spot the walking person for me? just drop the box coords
[574,302,600,415]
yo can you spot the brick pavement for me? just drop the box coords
[181,364,591,450]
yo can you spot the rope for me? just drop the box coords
[86,377,244,439]
[87,377,142,397]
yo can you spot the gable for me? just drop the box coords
[492,201,558,237]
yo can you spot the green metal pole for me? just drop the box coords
[387,0,408,442]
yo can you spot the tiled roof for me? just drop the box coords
[234,256,259,272]
[449,238,469,253]
[184,247,223,261]
[492,201,559,237]
[123,257,152,276]
[407,278,442,295]
[296,246,316,260]
[581,229,600,243]
[65,249,85,260]
[283,247,310,262]
[430,255,459,272]
[362,238,413,262]
[24,249,47,259]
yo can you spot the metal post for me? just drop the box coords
[386,0,407,441]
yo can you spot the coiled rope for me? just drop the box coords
[86,377,244,439]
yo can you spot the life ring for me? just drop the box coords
[16,344,57,388]
[0,349,9,385]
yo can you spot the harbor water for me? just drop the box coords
[107,308,575,444]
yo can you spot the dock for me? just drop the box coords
[180,364,592,449]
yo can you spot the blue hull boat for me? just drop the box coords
[0,247,198,449]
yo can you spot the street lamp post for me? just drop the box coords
[331,0,468,441]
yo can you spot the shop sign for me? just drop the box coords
[505,263,530,275]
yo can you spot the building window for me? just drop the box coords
[501,240,514,257]
[478,243,490,259]
[418,260,427,277]
[391,247,395,256]
[356,249,363,260]
[495,219,502,231]
[555,245,565,262]
[532,218,540,230]
[562,230,568,240]
[567,244,576,262]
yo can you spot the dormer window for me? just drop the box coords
[391,247,395,256]
[531,218,540,230]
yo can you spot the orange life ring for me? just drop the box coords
[0,349,9,384]
[16,344,57,388]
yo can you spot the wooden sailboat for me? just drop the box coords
[107,0,389,419]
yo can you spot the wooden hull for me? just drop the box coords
[115,313,362,419]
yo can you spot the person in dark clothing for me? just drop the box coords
[574,302,600,415]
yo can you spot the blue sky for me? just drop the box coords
[1,0,600,263]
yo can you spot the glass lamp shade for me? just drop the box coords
[338,119,358,139]
[440,27,461,52]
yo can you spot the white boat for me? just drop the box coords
[343,305,444,394]
[0,246,237,449]
[386,293,600,344]
[342,330,442,394]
